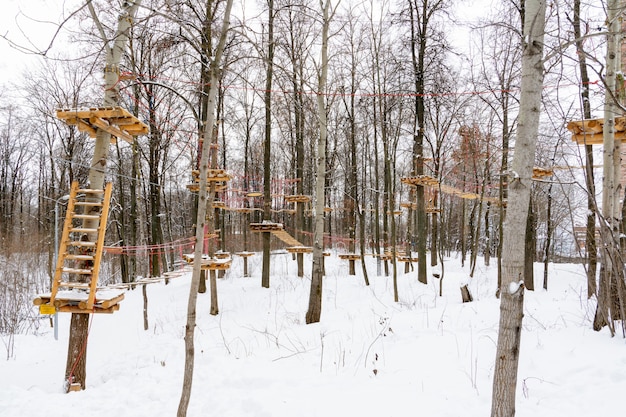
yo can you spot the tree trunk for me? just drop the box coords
[177,1,233,415]
[561,2,595,297]
[306,0,332,325]
[408,0,428,285]
[594,0,623,335]
[261,0,275,289]
[64,1,142,392]
[491,1,545,416]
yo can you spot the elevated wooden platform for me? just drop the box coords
[34,288,125,314]
[182,253,232,270]
[401,175,439,186]
[250,222,284,232]
[56,107,149,143]
[567,117,626,145]
[250,222,304,246]
[191,169,233,182]
[339,254,361,261]
[286,246,313,254]
[285,195,311,203]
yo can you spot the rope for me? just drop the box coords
[66,310,95,391]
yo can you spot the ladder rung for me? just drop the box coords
[65,254,95,261]
[70,227,99,234]
[77,188,104,194]
[62,267,93,275]
[74,201,103,207]
[58,282,91,289]
[67,241,97,247]
[72,214,101,220]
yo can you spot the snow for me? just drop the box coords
[508,280,524,295]
[1,254,624,417]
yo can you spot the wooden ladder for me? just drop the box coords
[49,181,112,311]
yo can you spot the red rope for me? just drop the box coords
[66,310,95,391]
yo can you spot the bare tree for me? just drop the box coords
[491,1,546,415]
[62,0,143,392]
[177,1,233,414]
[306,0,335,324]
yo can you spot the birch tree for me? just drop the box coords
[63,0,142,392]
[176,0,233,417]
[491,0,546,415]
[306,0,335,324]
[177,0,233,415]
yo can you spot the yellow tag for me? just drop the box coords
[39,304,56,315]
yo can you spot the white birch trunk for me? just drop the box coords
[64,0,142,391]
[177,0,233,415]
[306,0,332,324]
[490,1,545,416]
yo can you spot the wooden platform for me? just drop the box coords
[191,169,232,182]
[286,246,313,254]
[56,107,149,143]
[567,117,626,145]
[250,222,284,232]
[182,253,232,270]
[338,253,361,261]
[284,195,311,203]
[186,183,228,192]
[34,288,125,314]
[401,175,440,186]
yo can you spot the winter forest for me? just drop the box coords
[0,0,624,416]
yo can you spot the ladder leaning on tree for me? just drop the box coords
[34,180,124,314]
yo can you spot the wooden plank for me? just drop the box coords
[284,195,311,203]
[56,107,148,139]
[250,222,284,232]
[339,254,361,260]
[571,132,626,145]
[286,246,313,253]
[271,229,303,246]
[57,304,120,314]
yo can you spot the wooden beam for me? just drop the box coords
[571,131,626,145]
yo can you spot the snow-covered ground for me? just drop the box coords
[1,253,624,417]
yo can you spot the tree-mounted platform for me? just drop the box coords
[250,222,304,246]
[338,253,361,261]
[191,169,232,182]
[284,195,312,203]
[401,175,440,186]
[567,117,626,145]
[187,169,231,192]
[250,222,284,232]
[211,201,227,209]
[56,107,149,143]
[286,246,313,254]
[532,166,554,178]
[34,289,124,314]
[182,253,232,271]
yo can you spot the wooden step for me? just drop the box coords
[74,201,103,207]
[62,267,93,275]
[67,241,97,248]
[72,214,102,221]
[77,188,104,194]
[57,282,91,289]
[70,227,99,234]
[65,254,95,261]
